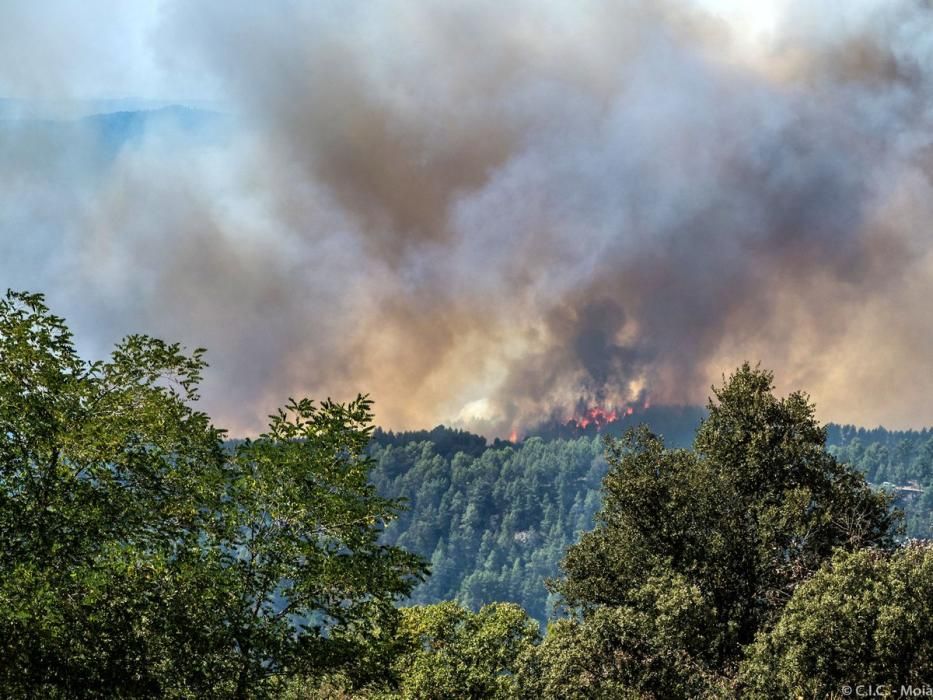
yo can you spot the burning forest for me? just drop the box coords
[4,2,933,697]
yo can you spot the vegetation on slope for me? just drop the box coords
[1,291,930,697]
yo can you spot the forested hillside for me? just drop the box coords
[826,424,933,536]
[372,417,933,623]
[4,291,931,697]
[371,436,604,622]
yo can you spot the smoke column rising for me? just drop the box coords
[2,0,933,435]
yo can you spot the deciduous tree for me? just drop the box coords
[0,290,426,698]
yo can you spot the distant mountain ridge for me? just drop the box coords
[0,105,225,162]
[0,98,221,119]
[77,105,221,151]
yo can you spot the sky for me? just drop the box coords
[2,0,933,436]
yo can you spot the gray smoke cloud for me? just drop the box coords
[2,0,933,435]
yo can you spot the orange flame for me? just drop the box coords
[567,398,648,432]
[573,406,620,430]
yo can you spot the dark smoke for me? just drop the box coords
[2,1,933,435]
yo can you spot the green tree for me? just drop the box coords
[219,397,428,696]
[0,290,426,698]
[392,601,539,699]
[691,364,898,641]
[0,291,230,697]
[548,364,898,693]
[520,572,725,698]
[739,542,933,697]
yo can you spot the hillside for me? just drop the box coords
[371,415,933,623]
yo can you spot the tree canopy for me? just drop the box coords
[0,290,426,698]
[739,542,933,697]
[542,364,899,695]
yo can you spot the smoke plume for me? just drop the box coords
[2,0,933,435]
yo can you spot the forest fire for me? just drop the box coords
[523,401,706,445]
[570,405,635,430]
[510,404,634,442]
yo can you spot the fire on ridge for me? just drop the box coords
[509,399,659,443]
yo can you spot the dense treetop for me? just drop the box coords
[0,291,426,698]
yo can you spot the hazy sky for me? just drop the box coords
[2,0,932,436]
